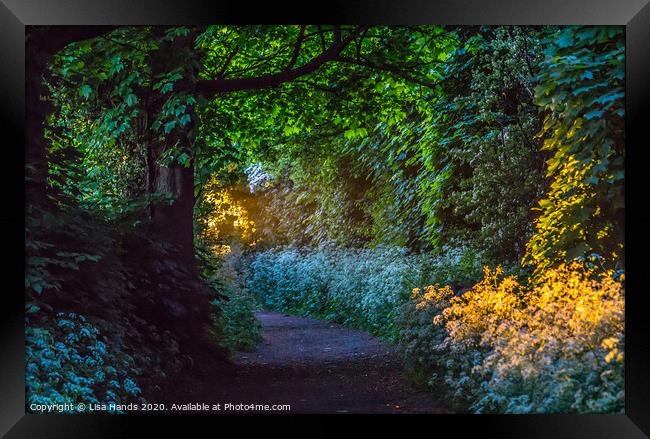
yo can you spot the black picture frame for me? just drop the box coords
[1,1,648,437]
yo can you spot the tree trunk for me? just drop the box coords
[146,30,199,267]
[145,105,197,267]
[151,154,196,265]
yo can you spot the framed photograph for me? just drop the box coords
[2,0,648,436]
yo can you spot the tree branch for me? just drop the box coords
[197,26,362,96]
[217,45,241,78]
[317,25,327,52]
[99,35,148,55]
[285,25,306,71]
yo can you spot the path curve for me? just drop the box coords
[166,311,448,414]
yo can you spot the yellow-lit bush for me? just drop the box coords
[400,261,624,413]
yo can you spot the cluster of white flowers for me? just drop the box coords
[248,246,482,340]
[245,163,273,193]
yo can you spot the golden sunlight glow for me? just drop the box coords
[413,262,624,384]
[198,176,256,254]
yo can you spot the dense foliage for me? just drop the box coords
[25,206,218,408]
[249,246,483,340]
[524,26,625,275]
[200,246,262,352]
[401,262,624,413]
[26,24,624,414]
[26,313,144,411]
[236,27,547,262]
[420,27,546,260]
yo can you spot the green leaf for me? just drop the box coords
[556,29,575,49]
[125,94,138,107]
[584,110,604,120]
[164,121,176,134]
[580,71,593,80]
[178,152,191,167]
[79,84,92,99]
[283,125,300,136]
[180,114,191,126]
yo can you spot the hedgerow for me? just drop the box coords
[400,261,624,413]
[248,246,483,341]
[249,244,623,413]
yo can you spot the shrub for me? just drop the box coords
[399,261,624,413]
[397,284,455,386]
[26,312,145,412]
[248,245,483,341]
[25,207,215,404]
[211,290,262,352]
[200,246,262,353]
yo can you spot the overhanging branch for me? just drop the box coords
[197,26,363,96]
[285,25,307,71]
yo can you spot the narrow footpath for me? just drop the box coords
[165,311,448,414]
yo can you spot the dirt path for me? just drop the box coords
[166,311,448,414]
